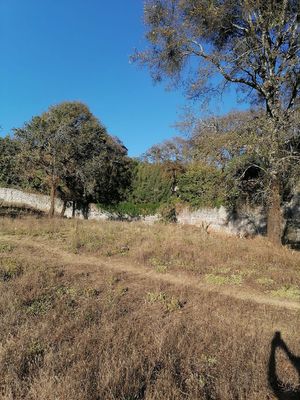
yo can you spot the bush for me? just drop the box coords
[158,203,177,223]
[177,163,226,208]
[129,162,173,204]
[98,201,160,217]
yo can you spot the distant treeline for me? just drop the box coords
[1,102,299,226]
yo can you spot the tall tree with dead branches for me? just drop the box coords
[134,0,300,244]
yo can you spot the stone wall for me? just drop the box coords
[176,206,266,237]
[0,187,299,245]
[0,188,104,219]
[283,185,300,248]
[0,188,159,223]
[0,187,64,214]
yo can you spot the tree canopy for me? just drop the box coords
[0,136,22,188]
[135,0,299,113]
[14,102,132,217]
[134,0,300,244]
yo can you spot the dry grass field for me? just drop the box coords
[1,217,300,399]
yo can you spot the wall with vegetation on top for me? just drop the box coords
[0,187,299,246]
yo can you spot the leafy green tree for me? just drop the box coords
[14,102,131,217]
[76,135,132,208]
[134,0,300,244]
[0,136,21,188]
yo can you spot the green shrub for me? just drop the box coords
[129,162,173,204]
[177,163,226,208]
[98,201,160,217]
[158,203,177,223]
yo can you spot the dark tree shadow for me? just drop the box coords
[268,331,300,399]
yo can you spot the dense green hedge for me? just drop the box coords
[97,201,160,217]
[128,162,173,204]
[177,164,226,208]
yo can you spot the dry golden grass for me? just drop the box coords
[1,217,300,399]
[1,217,300,297]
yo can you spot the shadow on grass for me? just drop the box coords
[268,331,300,399]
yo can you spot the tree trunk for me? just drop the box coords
[49,182,57,218]
[83,203,89,220]
[267,179,282,245]
[60,200,67,218]
[72,201,76,218]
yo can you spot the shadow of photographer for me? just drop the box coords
[268,331,300,399]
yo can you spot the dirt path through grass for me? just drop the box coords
[3,234,300,312]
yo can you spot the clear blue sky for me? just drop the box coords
[0,0,248,156]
